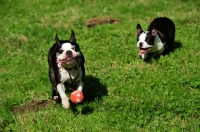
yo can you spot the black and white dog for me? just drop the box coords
[136,17,175,60]
[48,30,85,109]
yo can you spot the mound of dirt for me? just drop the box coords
[84,18,120,28]
[11,99,53,114]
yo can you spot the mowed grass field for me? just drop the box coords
[0,0,200,131]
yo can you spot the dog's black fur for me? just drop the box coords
[148,17,175,48]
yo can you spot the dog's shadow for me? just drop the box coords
[144,41,182,61]
[162,41,182,55]
[69,75,108,114]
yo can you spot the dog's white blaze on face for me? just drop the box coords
[62,43,74,50]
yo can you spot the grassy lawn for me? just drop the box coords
[0,0,200,131]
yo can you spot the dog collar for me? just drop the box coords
[64,65,78,71]
[56,58,81,90]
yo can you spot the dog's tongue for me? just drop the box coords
[140,49,146,52]
[140,48,150,53]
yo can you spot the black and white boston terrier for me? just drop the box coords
[48,30,85,109]
[136,17,175,60]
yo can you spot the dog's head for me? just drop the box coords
[136,24,157,55]
[55,30,81,66]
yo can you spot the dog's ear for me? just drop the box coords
[151,28,157,36]
[137,24,143,36]
[70,30,76,43]
[55,34,61,47]
[150,24,157,36]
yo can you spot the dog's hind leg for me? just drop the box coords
[52,88,60,101]
[49,67,60,100]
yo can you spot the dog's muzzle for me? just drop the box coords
[139,42,143,48]
[66,50,73,58]
[138,42,151,54]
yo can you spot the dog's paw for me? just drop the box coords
[138,52,142,57]
[62,97,70,109]
[53,96,59,101]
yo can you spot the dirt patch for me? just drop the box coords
[11,99,53,114]
[84,18,120,28]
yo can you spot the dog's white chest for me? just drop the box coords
[59,68,80,83]
[150,35,165,53]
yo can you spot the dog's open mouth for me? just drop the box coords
[140,48,150,54]
[59,57,74,63]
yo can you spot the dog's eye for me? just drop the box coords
[72,47,75,50]
[59,49,64,54]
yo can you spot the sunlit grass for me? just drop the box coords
[0,0,200,131]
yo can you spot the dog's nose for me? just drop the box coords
[66,50,73,57]
[139,42,143,48]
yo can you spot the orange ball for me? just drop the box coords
[70,90,84,104]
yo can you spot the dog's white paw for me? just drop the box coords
[62,97,70,109]
[53,96,59,101]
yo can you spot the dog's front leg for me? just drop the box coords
[77,81,84,91]
[142,53,148,60]
[57,83,70,109]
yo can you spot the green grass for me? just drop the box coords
[1,0,200,131]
